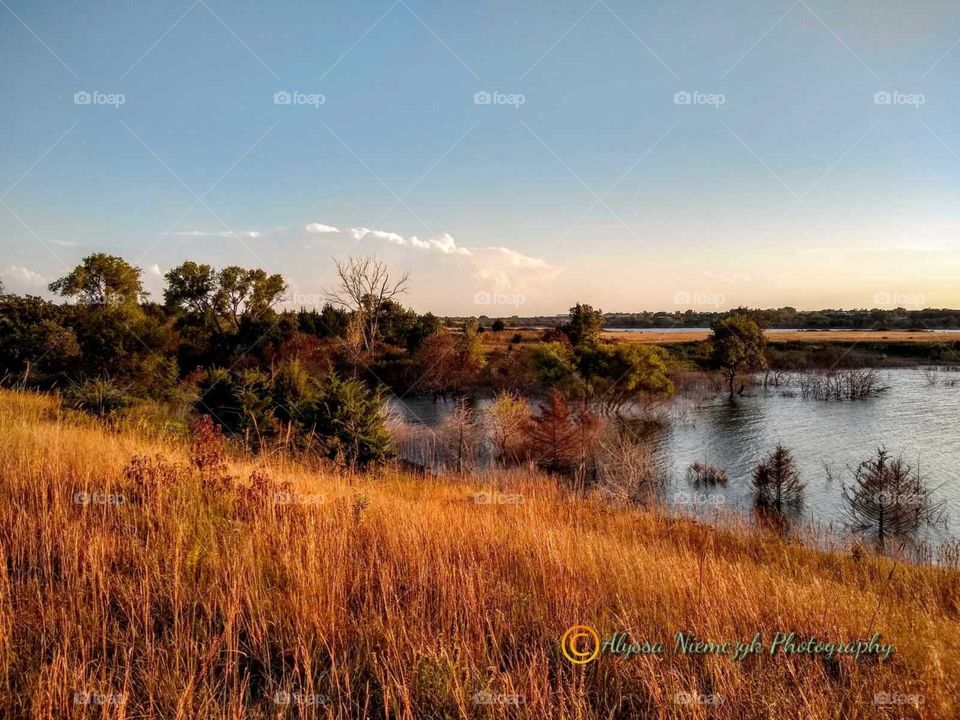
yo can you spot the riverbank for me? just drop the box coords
[1,388,957,718]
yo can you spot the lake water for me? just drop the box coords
[392,367,959,546]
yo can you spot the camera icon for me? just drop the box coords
[274,91,292,105]
[673,291,692,305]
[273,691,291,705]
[274,492,293,504]
[474,91,492,105]
[873,291,891,306]
[73,491,90,505]
[673,91,692,105]
[873,91,891,105]
[74,91,91,105]
[473,291,492,305]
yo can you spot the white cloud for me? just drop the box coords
[469,246,561,292]
[148,263,163,276]
[345,226,471,256]
[1,265,49,291]
[305,222,340,234]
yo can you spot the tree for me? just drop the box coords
[218,266,286,326]
[439,398,479,474]
[164,261,220,329]
[563,303,604,346]
[49,253,145,307]
[528,341,576,391]
[752,444,804,513]
[524,389,580,475]
[576,342,674,416]
[415,323,486,397]
[709,312,767,395]
[325,256,409,352]
[491,318,506,332]
[843,448,945,546]
[307,374,393,469]
[484,390,528,464]
[164,262,286,333]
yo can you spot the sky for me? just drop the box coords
[2,0,960,315]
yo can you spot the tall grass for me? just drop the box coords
[0,389,957,718]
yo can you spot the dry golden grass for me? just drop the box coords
[0,389,957,719]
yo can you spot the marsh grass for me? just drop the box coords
[0,389,957,718]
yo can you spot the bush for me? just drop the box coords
[64,378,130,417]
[303,375,394,469]
[688,461,727,485]
[752,444,804,512]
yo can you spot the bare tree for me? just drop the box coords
[752,444,805,513]
[843,448,945,547]
[325,257,409,353]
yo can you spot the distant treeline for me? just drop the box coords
[468,307,960,330]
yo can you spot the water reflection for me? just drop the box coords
[391,368,958,544]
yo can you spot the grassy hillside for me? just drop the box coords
[0,389,956,719]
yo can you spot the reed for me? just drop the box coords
[0,389,956,719]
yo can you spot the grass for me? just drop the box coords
[0,388,957,718]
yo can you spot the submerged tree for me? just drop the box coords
[708,312,767,395]
[752,444,805,513]
[524,389,579,476]
[843,448,945,546]
[440,397,480,475]
[484,390,528,465]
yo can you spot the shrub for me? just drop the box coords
[843,447,945,545]
[64,377,130,417]
[752,444,804,513]
[688,461,727,485]
[305,375,394,469]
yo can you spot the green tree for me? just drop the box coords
[576,342,674,416]
[49,253,145,307]
[709,313,767,395]
[164,261,221,330]
[564,303,604,346]
[529,341,576,390]
[165,262,286,332]
[307,375,393,468]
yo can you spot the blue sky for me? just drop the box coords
[2,0,960,314]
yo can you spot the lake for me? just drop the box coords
[392,367,959,546]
